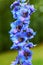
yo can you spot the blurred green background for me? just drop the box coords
[0,0,43,65]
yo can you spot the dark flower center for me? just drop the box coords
[17,46,21,50]
[24,51,31,59]
[27,32,33,37]
[17,61,20,64]
[16,25,22,32]
[18,38,24,42]
[24,52,29,57]
[23,11,28,18]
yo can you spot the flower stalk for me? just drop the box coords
[9,0,36,65]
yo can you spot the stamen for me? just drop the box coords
[23,11,28,17]
[18,38,24,42]
[27,32,33,37]
[16,25,22,32]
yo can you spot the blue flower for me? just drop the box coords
[26,4,35,15]
[10,28,36,46]
[9,28,18,35]
[10,32,24,41]
[10,1,35,20]
[10,1,21,19]
[9,20,30,37]
[11,9,20,19]
[23,47,32,56]
[23,28,36,39]
[10,20,23,33]
[10,35,19,43]
[10,1,20,10]
[10,41,26,50]
[18,47,32,64]
[9,24,23,35]
[10,32,28,49]
[22,24,29,31]
[18,7,30,21]
[10,20,23,28]
[26,42,34,48]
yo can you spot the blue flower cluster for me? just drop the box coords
[9,0,36,65]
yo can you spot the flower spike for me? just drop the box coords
[9,0,36,65]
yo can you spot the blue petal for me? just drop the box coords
[21,0,26,3]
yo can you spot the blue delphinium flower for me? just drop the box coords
[10,32,28,49]
[25,4,35,14]
[25,28,36,39]
[10,47,32,65]
[10,20,23,28]
[10,1,21,19]
[10,0,35,20]
[10,31,27,42]
[10,41,26,50]
[17,47,32,64]
[25,42,36,48]
[20,28,36,40]
[17,7,30,21]
[9,0,36,65]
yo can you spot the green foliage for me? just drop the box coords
[0,0,43,51]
